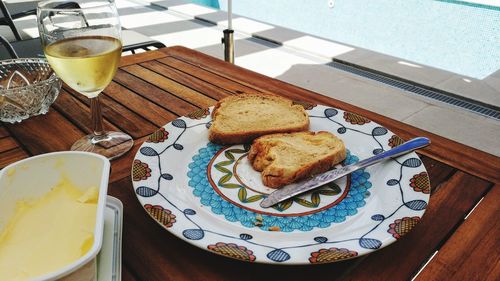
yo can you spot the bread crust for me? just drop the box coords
[248,131,346,188]
[208,93,309,144]
[208,124,309,144]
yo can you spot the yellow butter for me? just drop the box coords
[0,178,98,281]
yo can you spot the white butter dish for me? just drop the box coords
[0,151,110,281]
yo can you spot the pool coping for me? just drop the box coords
[147,0,500,109]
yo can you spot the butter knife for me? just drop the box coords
[260,137,430,208]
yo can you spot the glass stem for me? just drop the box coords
[90,96,106,139]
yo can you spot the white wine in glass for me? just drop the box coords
[38,0,133,159]
[44,36,122,97]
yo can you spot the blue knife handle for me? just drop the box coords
[355,137,431,170]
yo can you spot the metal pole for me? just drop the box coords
[223,29,234,64]
[222,0,234,63]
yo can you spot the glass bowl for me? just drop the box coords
[0,58,62,123]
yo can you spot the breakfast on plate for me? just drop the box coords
[208,93,309,144]
[209,93,346,188]
[248,131,346,188]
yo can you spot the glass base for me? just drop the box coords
[71,131,134,160]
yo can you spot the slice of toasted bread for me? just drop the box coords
[208,94,309,144]
[248,131,346,188]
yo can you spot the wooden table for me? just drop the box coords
[1,46,499,281]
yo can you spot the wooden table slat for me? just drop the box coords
[141,60,231,101]
[53,90,120,135]
[123,64,217,108]
[0,147,29,169]
[5,108,83,154]
[121,265,139,281]
[420,155,457,193]
[105,81,177,127]
[0,137,18,153]
[64,87,158,139]
[113,69,199,117]
[415,185,499,281]
[158,56,263,96]
[341,172,491,281]
[0,126,9,138]
[120,51,167,67]
[97,93,159,139]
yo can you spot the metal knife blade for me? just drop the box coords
[260,137,430,208]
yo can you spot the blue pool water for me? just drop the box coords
[191,0,219,9]
[193,0,500,80]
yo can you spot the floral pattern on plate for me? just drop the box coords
[188,144,371,232]
[132,104,430,264]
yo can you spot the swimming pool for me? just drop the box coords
[193,0,500,80]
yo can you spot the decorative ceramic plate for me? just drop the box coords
[132,103,430,264]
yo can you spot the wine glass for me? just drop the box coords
[37,0,133,159]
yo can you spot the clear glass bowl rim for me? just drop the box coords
[0,57,60,96]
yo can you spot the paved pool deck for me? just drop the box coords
[11,0,500,156]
